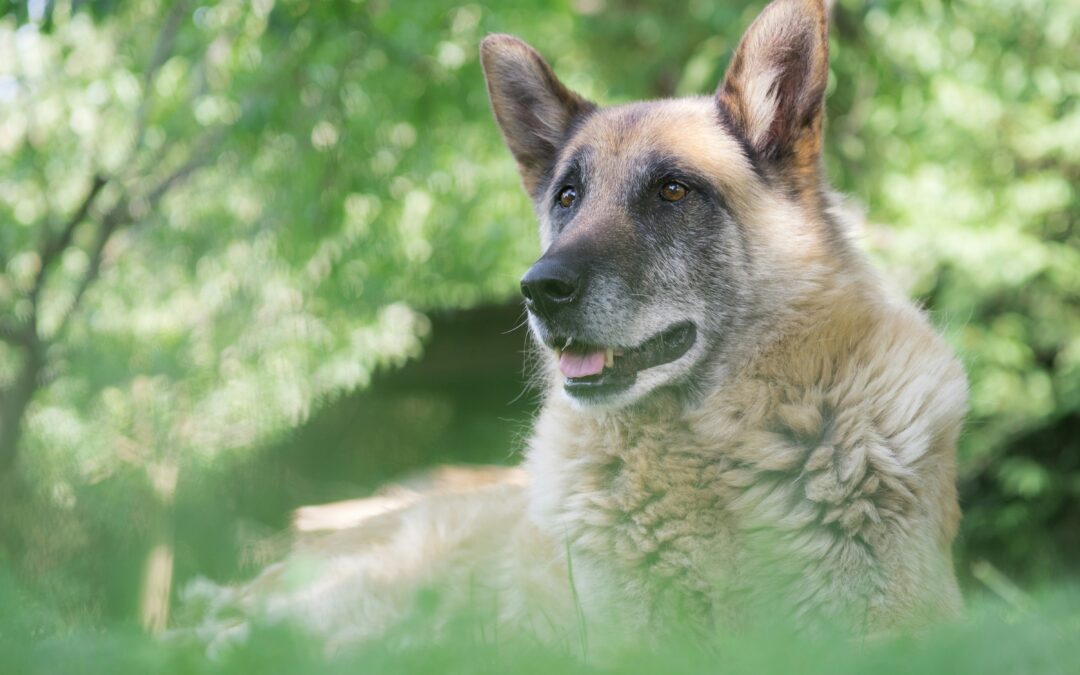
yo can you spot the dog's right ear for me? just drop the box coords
[480,35,595,198]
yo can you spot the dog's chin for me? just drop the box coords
[534,320,701,412]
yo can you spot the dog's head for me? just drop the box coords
[481,0,835,410]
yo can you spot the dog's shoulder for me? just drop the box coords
[732,250,967,452]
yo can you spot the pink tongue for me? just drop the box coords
[560,350,606,378]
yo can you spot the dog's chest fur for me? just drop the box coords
[527,403,738,638]
[525,297,967,638]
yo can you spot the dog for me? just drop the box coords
[190,0,966,655]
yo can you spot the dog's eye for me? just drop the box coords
[557,186,577,209]
[660,181,688,202]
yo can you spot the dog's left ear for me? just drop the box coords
[480,34,596,198]
[717,0,830,173]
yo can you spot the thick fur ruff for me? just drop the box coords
[525,261,966,643]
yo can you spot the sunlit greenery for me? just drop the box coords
[0,0,1077,667]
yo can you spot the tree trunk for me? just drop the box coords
[138,518,176,634]
[138,461,179,634]
[0,346,42,480]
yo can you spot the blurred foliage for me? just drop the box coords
[2,574,1079,675]
[0,0,1077,648]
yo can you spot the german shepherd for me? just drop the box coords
[191,0,966,654]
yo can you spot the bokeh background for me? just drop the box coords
[1,0,1078,667]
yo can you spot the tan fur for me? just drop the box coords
[526,258,966,639]
[191,0,966,655]
[520,100,966,635]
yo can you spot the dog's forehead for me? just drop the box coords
[555,97,756,189]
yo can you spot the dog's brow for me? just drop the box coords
[626,151,730,209]
[550,147,590,194]
[636,154,684,182]
[633,153,711,188]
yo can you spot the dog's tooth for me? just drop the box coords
[605,348,614,368]
[555,348,562,359]
[564,336,573,349]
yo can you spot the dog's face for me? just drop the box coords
[519,101,758,409]
[481,0,831,410]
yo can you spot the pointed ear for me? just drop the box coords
[480,34,596,197]
[717,0,830,169]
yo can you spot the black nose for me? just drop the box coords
[520,258,581,319]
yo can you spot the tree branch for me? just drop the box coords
[0,318,29,347]
[0,1,198,478]
[40,174,108,269]
[51,143,219,341]
[14,173,109,347]
[22,1,188,333]
[144,143,217,207]
[131,0,193,155]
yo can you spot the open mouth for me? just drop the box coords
[550,321,697,399]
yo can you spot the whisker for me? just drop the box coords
[502,309,530,335]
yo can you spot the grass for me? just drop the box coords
[3,579,1078,675]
